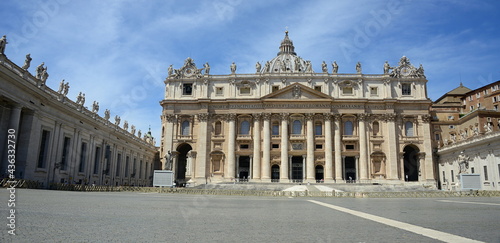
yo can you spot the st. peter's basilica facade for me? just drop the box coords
[160,32,435,187]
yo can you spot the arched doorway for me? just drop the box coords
[176,143,192,185]
[315,165,324,182]
[271,165,280,182]
[403,145,419,181]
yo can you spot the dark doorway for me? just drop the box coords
[344,156,356,181]
[291,156,303,182]
[315,165,324,182]
[238,156,250,180]
[176,144,192,185]
[271,165,280,182]
[403,145,419,181]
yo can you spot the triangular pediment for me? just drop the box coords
[262,83,333,100]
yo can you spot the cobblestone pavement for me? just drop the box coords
[1,189,499,242]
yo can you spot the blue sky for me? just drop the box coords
[1,0,500,142]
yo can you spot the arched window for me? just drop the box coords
[240,120,250,135]
[372,121,379,136]
[344,121,353,136]
[405,121,414,136]
[215,121,222,135]
[181,120,190,136]
[292,120,302,134]
[272,121,279,135]
[315,121,322,135]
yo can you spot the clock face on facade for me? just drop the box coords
[184,67,194,77]
[401,67,410,76]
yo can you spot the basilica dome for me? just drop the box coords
[261,31,313,74]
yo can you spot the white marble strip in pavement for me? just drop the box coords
[308,200,484,243]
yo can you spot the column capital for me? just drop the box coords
[164,114,176,122]
[305,113,314,121]
[227,113,237,121]
[421,114,431,123]
[323,113,333,121]
[384,113,397,122]
[357,113,370,121]
[197,113,209,122]
[280,113,289,121]
[252,113,262,120]
[262,113,272,121]
[333,114,342,121]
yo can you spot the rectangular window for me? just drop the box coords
[139,160,143,179]
[79,142,87,173]
[345,144,355,150]
[402,83,411,95]
[37,130,50,168]
[442,171,446,182]
[182,83,193,95]
[315,124,322,135]
[493,97,498,103]
[471,167,474,174]
[498,164,500,178]
[240,144,249,149]
[133,158,137,177]
[483,166,488,180]
[60,137,71,171]
[343,87,353,95]
[93,147,101,174]
[435,133,440,140]
[470,105,474,111]
[315,144,323,149]
[314,86,322,92]
[105,146,111,175]
[116,153,122,177]
[272,144,279,149]
[272,86,279,92]
[469,96,473,101]
[216,87,223,95]
[494,105,498,111]
[370,87,378,96]
[451,170,454,182]
[272,123,279,135]
[476,93,480,98]
[240,87,251,95]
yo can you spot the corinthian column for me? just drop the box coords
[334,114,343,180]
[195,113,209,181]
[358,114,368,180]
[280,113,289,181]
[252,113,261,181]
[306,113,315,182]
[261,113,271,181]
[385,113,398,180]
[421,114,434,181]
[227,114,236,180]
[324,114,334,181]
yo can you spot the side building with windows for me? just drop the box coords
[0,50,158,187]
[160,32,435,187]
[431,81,500,190]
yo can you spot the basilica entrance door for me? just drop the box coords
[271,165,280,182]
[238,156,250,181]
[344,156,356,182]
[291,156,303,182]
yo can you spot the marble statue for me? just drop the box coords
[104,109,110,120]
[22,54,32,70]
[123,120,128,130]
[484,123,492,133]
[417,64,425,77]
[305,60,313,72]
[294,58,301,71]
[63,82,70,96]
[332,61,338,73]
[356,62,362,73]
[0,35,7,55]
[473,126,479,136]
[263,61,270,73]
[35,62,45,79]
[80,93,85,106]
[137,130,141,138]
[383,61,390,74]
[131,125,136,135]
[321,61,328,73]
[230,62,237,74]
[57,80,65,94]
[92,101,99,113]
[255,62,261,73]
[40,67,49,84]
[204,62,210,75]
[114,115,121,126]
[458,151,470,174]
[168,65,173,76]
